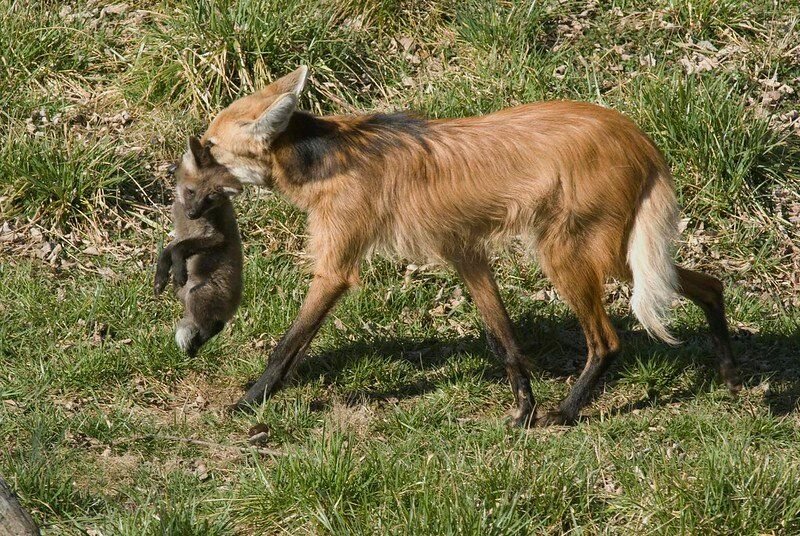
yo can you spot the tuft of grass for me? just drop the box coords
[610,420,800,534]
[0,1,126,117]
[659,0,763,38]
[127,0,408,113]
[145,504,234,536]
[2,409,102,520]
[620,353,684,398]
[0,128,147,229]
[624,72,792,216]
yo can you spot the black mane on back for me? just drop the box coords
[274,111,431,182]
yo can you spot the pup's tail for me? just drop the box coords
[175,318,201,356]
[175,317,225,357]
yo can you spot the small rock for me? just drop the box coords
[248,423,269,436]
[193,461,210,481]
[248,432,269,445]
[248,423,270,445]
[762,90,783,107]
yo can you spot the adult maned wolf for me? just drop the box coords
[200,66,740,426]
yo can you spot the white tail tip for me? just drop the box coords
[175,322,198,351]
[627,171,681,345]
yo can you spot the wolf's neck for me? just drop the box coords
[271,110,430,184]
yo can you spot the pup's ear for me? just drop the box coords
[182,136,203,174]
[269,65,308,97]
[189,136,204,161]
[250,93,297,142]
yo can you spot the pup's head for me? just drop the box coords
[175,137,243,220]
[200,65,309,186]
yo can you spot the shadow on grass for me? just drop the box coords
[263,311,800,418]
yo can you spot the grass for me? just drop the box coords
[1,0,799,534]
[626,72,791,215]
[0,130,148,228]
[2,254,799,535]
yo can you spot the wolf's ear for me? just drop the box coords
[219,176,243,197]
[269,65,308,97]
[250,93,297,142]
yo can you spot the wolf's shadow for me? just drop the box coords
[280,310,800,418]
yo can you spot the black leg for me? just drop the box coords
[230,275,350,411]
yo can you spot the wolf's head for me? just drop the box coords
[200,66,309,187]
[175,137,243,220]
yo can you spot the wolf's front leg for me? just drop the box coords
[231,274,351,411]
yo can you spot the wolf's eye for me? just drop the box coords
[185,188,196,197]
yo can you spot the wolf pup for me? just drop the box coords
[154,137,244,357]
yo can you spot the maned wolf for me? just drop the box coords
[154,137,244,358]
[201,66,740,426]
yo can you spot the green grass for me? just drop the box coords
[624,72,791,215]
[1,251,799,534]
[0,130,149,228]
[127,0,411,113]
[1,0,799,534]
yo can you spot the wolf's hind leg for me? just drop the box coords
[535,235,620,426]
[676,266,740,391]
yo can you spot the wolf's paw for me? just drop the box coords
[533,409,576,427]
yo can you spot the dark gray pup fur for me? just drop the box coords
[154,137,244,357]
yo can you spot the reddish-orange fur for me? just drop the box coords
[201,67,739,424]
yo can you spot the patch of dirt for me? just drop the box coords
[328,400,374,436]
[94,452,141,491]
[129,373,242,425]
[68,449,141,500]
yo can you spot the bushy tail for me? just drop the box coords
[175,318,200,353]
[175,316,226,357]
[627,171,680,345]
